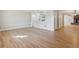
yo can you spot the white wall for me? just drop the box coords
[64,15,74,26]
[0,10,54,31]
[31,11,54,31]
[0,10,31,31]
[54,10,64,30]
[59,12,64,28]
[54,10,58,30]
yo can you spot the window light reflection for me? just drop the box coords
[15,35,28,38]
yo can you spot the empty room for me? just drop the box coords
[0,10,79,48]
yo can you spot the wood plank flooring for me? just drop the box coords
[0,25,79,48]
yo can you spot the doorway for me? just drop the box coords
[64,15,74,26]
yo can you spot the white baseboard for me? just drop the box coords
[0,25,31,31]
[0,25,54,31]
[33,26,54,31]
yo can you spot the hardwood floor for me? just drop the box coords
[0,25,79,48]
